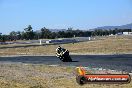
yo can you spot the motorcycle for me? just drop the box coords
[56,49,72,62]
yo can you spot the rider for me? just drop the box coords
[56,46,62,57]
[56,46,71,62]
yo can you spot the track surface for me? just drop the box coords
[0,54,132,72]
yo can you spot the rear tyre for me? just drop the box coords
[67,55,72,62]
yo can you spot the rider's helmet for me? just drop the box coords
[56,46,62,54]
[58,46,62,51]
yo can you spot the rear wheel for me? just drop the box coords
[63,52,72,62]
[67,55,72,62]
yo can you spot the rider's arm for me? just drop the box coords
[56,48,61,56]
[62,49,69,54]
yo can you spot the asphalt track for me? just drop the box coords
[0,54,132,72]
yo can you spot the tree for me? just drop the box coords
[16,31,22,40]
[9,31,18,41]
[0,33,2,42]
[51,32,57,39]
[24,25,34,40]
[34,32,41,39]
[10,31,17,36]
[24,25,32,32]
[41,27,52,39]
[66,28,74,38]
[1,35,7,42]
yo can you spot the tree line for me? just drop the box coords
[0,25,132,42]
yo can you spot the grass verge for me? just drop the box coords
[0,35,132,56]
[0,63,132,88]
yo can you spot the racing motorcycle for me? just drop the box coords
[56,49,72,62]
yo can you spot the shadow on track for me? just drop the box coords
[71,61,79,62]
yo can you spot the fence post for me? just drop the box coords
[40,39,42,45]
